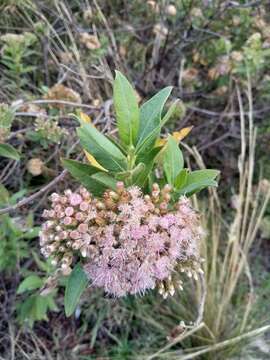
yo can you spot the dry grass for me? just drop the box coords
[144,79,270,359]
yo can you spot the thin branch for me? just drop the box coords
[0,170,68,215]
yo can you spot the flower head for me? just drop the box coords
[40,184,203,297]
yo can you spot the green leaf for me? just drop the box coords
[0,103,14,128]
[77,123,127,172]
[0,184,9,205]
[90,172,117,190]
[177,169,219,196]
[113,71,139,146]
[186,169,220,184]
[18,294,57,327]
[133,147,162,187]
[163,136,184,185]
[64,264,88,317]
[0,143,20,160]
[135,126,161,156]
[175,169,188,190]
[137,86,172,147]
[135,91,175,156]
[178,179,218,197]
[116,163,145,182]
[62,159,117,196]
[161,99,179,126]
[17,275,44,294]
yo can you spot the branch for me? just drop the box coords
[0,170,68,215]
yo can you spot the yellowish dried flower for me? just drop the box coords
[190,7,203,18]
[147,0,160,13]
[232,16,241,26]
[27,158,44,176]
[45,84,81,108]
[92,98,101,107]
[83,8,93,22]
[20,104,47,117]
[208,67,219,80]
[192,51,200,63]
[182,67,199,82]
[153,23,168,39]
[259,179,270,195]
[80,33,101,50]
[214,85,228,96]
[58,51,74,64]
[119,45,127,57]
[1,33,25,43]
[165,4,177,16]
[231,51,243,62]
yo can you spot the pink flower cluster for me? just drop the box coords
[40,183,203,297]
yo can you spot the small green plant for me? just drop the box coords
[27,116,68,148]
[0,186,39,272]
[0,32,37,92]
[16,252,58,327]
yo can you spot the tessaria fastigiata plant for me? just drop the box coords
[39,71,219,316]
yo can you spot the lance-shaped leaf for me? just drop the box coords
[136,86,173,147]
[64,265,88,317]
[113,71,139,146]
[175,168,189,190]
[177,169,220,196]
[17,275,44,294]
[186,169,220,184]
[62,159,117,196]
[136,97,176,156]
[133,147,163,187]
[77,122,127,172]
[163,136,184,185]
[0,143,20,161]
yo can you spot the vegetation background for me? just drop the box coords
[1,0,270,359]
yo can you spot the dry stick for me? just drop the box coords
[93,0,123,69]
[146,273,207,360]
[239,251,254,333]
[195,273,207,326]
[174,324,270,360]
[0,169,68,215]
[217,87,248,309]
[240,84,255,246]
[146,323,205,360]
[56,1,92,100]
[225,89,256,307]
[16,99,97,109]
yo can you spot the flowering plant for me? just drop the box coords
[40,71,219,316]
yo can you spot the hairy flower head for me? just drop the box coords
[40,183,203,297]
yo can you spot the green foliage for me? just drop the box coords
[77,121,127,172]
[62,158,117,196]
[17,275,44,294]
[1,1,269,358]
[64,264,88,317]
[27,117,68,148]
[178,169,220,196]
[16,252,58,326]
[162,136,184,185]
[17,293,58,327]
[0,32,37,92]
[0,103,14,141]
[0,143,20,160]
[113,71,139,147]
[0,187,39,272]
[66,73,218,198]
[136,86,172,152]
